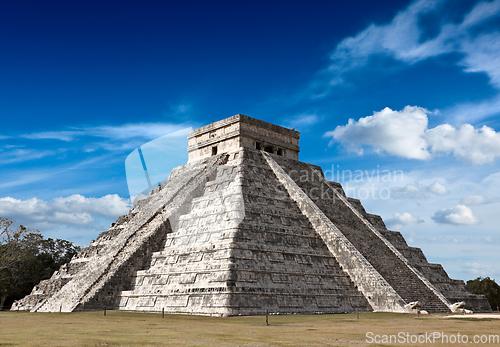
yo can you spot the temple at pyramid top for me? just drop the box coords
[187,114,300,163]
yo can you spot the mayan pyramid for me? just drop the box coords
[12,114,491,315]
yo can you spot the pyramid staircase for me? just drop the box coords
[268,153,450,313]
[12,148,491,314]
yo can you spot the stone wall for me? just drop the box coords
[187,115,299,163]
[12,155,224,312]
[229,150,370,314]
[117,151,244,315]
[270,153,451,313]
[12,146,491,314]
[270,153,490,313]
[116,149,371,315]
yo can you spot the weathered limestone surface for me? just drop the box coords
[228,150,370,315]
[187,114,300,163]
[377,227,491,311]
[262,151,406,313]
[116,149,371,315]
[270,154,451,313]
[270,154,489,312]
[12,155,225,312]
[12,115,490,314]
[117,151,245,315]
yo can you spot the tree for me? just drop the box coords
[0,218,31,273]
[0,218,80,310]
[466,277,500,311]
[0,218,36,309]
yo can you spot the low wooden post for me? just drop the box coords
[104,305,106,316]
[356,308,359,320]
[417,309,420,318]
[265,310,269,326]
[162,308,164,318]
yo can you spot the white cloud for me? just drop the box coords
[391,180,448,199]
[22,123,190,142]
[283,114,320,129]
[431,205,479,225]
[0,194,131,229]
[460,31,500,88]
[170,103,192,115]
[425,123,500,164]
[444,95,500,125]
[428,181,449,195]
[460,195,499,206]
[0,172,54,190]
[391,183,427,199]
[22,130,84,141]
[327,0,440,72]
[324,0,500,88]
[385,212,424,230]
[463,262,492,276]
[404,230,416,244]
[4,123,192,165]
[315,0,500,123]
[88,123,190,140]
[326,106,500,164]
[0,148,59,164]
[482,171,500,184]
[325,106,430,159]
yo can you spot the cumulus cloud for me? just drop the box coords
[391,180,449,199]
[431,205,479,225]
[325,106,430,159]
[0,194,131,229]
[460,195,499,206]
[428,181,448,195]
[426,123,500,164]
[385,212,424,230]
[325,106,500,164]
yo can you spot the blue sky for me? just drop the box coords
[1,0,500,282]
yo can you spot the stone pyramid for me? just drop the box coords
[13,115,490,315]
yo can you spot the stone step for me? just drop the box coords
[270,153,450,313]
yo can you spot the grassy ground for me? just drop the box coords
[1,310,499,346]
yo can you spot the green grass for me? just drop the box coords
[0,311,498,346]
